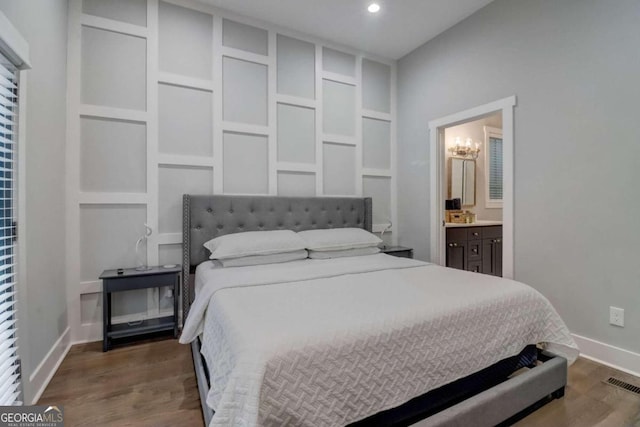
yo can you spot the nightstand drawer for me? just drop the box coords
[104,273,176,292]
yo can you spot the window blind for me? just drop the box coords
[488,136,503,201]
[0,53,20,406]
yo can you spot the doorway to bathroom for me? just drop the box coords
[428,96,516,278]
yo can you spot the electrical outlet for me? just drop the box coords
[610,306,624,327]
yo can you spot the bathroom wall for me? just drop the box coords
[444,113,502,221]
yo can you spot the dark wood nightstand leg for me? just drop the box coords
[106,292,113,350]
[173,274,179,338]
[102,285,109,352]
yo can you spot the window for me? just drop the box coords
[484,126,503,208]
[0,52,20,406]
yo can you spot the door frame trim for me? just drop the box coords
[428,96,516,278]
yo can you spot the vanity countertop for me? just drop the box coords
[445,220,503,228]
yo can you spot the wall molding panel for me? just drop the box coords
[157,153,215,168]
[157,72,214,92]
[78,105,149,123]
[78,192,149,204]
[66,0,397,343]
[362,109,392,121]
[80,14,149,39]
[275,94,316,109]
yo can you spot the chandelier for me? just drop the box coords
[448,137,480,159]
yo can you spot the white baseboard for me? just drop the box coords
[28,326,71,404]
[572,333,640,378]
[76,322,102,344]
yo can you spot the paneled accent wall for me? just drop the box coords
[66,0,397,342]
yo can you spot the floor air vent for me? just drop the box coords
[605,377,640,396]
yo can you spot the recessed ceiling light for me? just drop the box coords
[367,3,381,13]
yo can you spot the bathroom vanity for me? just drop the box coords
[445,222,502,277]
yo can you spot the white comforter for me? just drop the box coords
[180,254,578,427]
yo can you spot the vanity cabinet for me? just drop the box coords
[445,228,467,271]
[446,225,502,277]
[481,227,502,277]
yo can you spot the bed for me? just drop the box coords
[179,194,578,427]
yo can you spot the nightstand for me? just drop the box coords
[381,246,414,259]
[99,265,181,352]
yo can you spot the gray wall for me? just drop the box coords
[0,0,68,402]
[397,0,640,353]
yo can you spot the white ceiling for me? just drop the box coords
[198,0,495,59]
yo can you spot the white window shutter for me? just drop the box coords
[488,136,503,201]
[0,53,21,406]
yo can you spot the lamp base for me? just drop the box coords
[135,265,153,271]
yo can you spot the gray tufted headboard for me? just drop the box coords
[181,194,372,324]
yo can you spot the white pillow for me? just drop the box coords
[308,246,380,259]
[298,228,382,251]
[220,250,308,267]
[204,230,306,260]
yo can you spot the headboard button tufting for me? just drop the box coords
[182,195,372,330]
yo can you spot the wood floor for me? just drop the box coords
[38,338,203,427]
[39,338,640,427]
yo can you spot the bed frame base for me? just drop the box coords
[183,195,568,426]
[191,339,566,427]
[495,386,564,427]
[412,351,566,427]
[191,340,214,426]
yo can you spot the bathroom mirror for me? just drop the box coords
[449,158,476,206]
